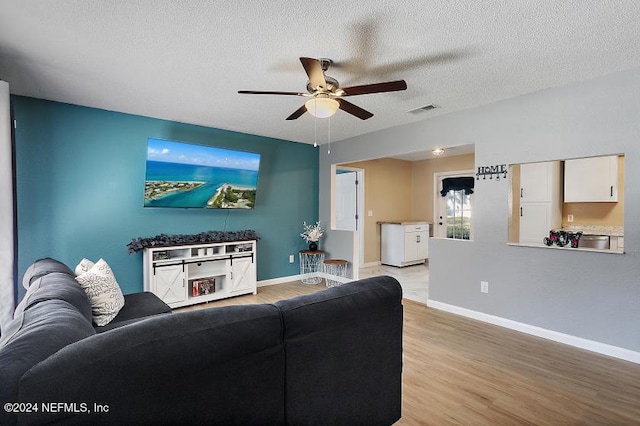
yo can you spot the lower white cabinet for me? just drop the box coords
[381,222,429,267]
[519,203,557,245]
[143,240,257,308]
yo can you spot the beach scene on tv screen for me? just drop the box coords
[144,138,260,209]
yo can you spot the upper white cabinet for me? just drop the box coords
[564,155,619,202]
[519,161,562,246]
[520,161,556,203]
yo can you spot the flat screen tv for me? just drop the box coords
[144,138,261,209]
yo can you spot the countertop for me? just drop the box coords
[377,220,432,225]
[562,225,624,237]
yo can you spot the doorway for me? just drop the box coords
[334,166,364,266]
[434,170,475,240]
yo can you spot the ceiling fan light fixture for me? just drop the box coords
[305,97,339,118]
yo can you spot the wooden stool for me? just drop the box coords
[322,259,348,288]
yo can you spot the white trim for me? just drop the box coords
[361,261,382,268]
[258,274,303,287]
[0,80,14,334]
[427,299,640,365]
[319,272,352,284]
[258,272,352,288]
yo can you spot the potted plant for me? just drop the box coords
[300,221,323,251]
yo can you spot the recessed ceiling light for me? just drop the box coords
[432,148,445,156]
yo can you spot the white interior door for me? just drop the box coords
[335,171,357,231]
[334,167,364,267]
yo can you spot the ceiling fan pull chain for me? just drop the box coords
[327,116,331,154]
[314,98,318,147]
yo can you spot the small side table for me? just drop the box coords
[299,250,325,285]
[323,259,348,288]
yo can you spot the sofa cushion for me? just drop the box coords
[0,300,96,424]
[2,270,94,351]
[95,292,172,332]
[17,304,285,425]
[16,272,93,322]
[75,258,125,326]
[22,257,74,290]
[274,275,403,426]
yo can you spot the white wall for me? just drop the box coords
[320,67,640,353]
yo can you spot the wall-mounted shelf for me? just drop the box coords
[143,240,257,308]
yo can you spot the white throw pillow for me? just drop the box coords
[74,258,95,276]
[75,258,125,326]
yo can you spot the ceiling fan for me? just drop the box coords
[238,57,407,121]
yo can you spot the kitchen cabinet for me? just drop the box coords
[564,155,619,202]
[519,161,562,245]
[381,222,429,267]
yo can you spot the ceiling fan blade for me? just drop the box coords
[340,80,407,97]
[285,104,307,120]
[337,99,373,120]
[300,57,327,91]
[238,90,305,96]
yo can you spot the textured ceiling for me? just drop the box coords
[2,1,640,146]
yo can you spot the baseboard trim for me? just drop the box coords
[258,273,352,287]
[258,275,302,287]
[361,261,381,268]
[427,300,640,365]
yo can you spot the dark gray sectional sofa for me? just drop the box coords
[0,258,403,425]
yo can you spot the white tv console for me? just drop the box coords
[143,240,257,308]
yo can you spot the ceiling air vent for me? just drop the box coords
[408,104,439,114]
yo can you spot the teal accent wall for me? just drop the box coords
[13,96,318,297]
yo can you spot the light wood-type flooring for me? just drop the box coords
[178,281,640,425]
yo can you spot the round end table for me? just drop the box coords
[322,259,348,287]
[299,250,325,285]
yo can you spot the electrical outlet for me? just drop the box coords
[289,255,295,263]
[568,214,574,222]
[368,210,373,217]
[480,281,489,293]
